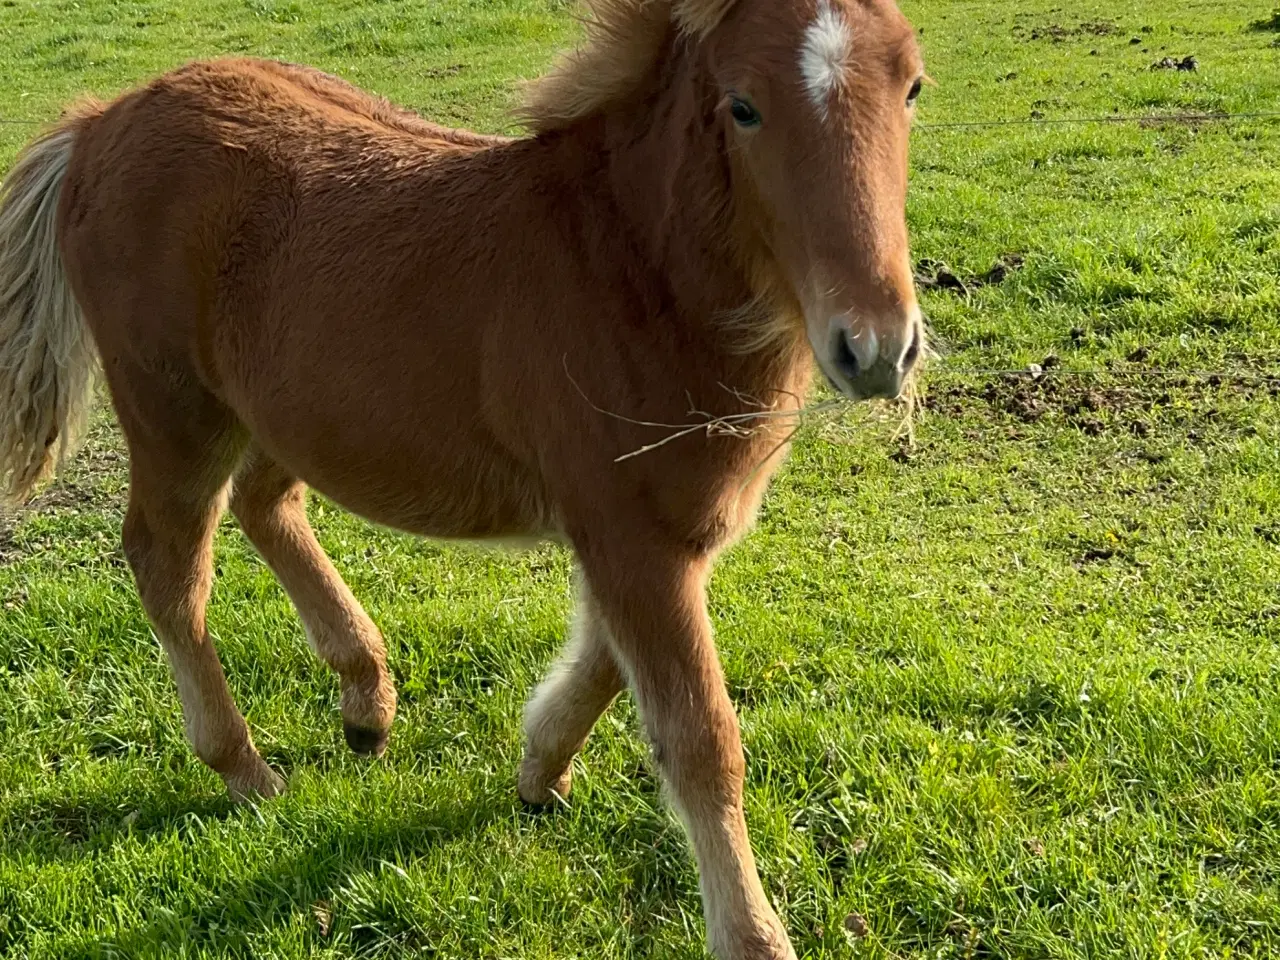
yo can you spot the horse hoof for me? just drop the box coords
[225,760,287,803]
[344,722,390,757]
[518,757,573,808]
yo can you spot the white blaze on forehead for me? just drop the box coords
[799,1,852,116]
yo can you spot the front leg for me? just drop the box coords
[578,536,795,960]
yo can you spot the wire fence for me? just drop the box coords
[915,110,1280,130]
[937,368,1280,382]
[2,106,1278,384]
[2,109,1280,130]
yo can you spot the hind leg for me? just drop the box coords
[230,448,396,754]
[519,574,625,805]
[115,380,284,801]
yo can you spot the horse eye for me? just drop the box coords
[907,78,923,106]
[730,97,761,128]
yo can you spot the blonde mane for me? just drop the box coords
[517,0,739,133]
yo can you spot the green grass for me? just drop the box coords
[3,0,1280,957]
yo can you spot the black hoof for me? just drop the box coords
[519,791,564,812]
[343,723,390,757]
[518,787,556,810]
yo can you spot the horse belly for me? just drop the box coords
[308,453,556,543]
[233,359,555,541]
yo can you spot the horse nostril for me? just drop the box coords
[902,324,921,370]
[833,332,860,381]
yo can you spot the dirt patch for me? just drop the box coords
[921,362,1280,436]
[1255,524,1280,546]
[1150,55,1198,71]
[1138,110,1227,130]
[0,480,109,561]
[916,254,1024,297]
[0,528,16,565]
[423,63,465,78]
[1024,20,1119,42]
[1249,11,1280,32]
[1078,546,1118,564]
[0,413,127,565]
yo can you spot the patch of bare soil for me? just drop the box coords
[1249,11,1280,33]
[1138,110,1226,130]
[0,413,127,565]
[1016,20,1120,43]
[921,359,1279,437]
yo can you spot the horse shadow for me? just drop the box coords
[4,782,237,859]
[6,770,523,959]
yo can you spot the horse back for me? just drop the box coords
[68,59,512,356]
[56,58,554,535]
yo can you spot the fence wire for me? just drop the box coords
[937,368,1279,381]
[915,110,1280,130]
[2,107,1277,383]
[2,109,1280,129]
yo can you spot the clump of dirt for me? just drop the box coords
[1078,546,1117,564]
[916,254,1025,297]
[1249,11,1280,33]
[1151,55,1198,71]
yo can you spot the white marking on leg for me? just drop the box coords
[524,604,598,748]
[800,1,852,117]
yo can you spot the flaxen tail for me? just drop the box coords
[0,112,98,504]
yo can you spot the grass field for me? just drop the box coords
[3,0,1280,957]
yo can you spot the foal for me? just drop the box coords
[0,0,925,955]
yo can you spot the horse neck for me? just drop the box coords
[572,40,811,401]
[600,50,735,315]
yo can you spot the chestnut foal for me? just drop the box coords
[0,0,925,954]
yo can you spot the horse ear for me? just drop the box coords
[672,0,737,36]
